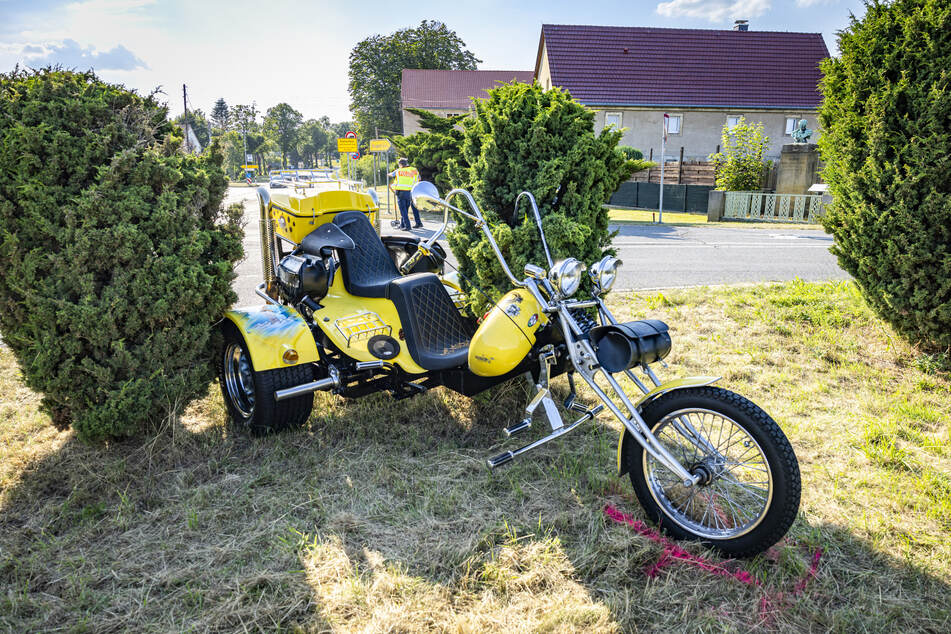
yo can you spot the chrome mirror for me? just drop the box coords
[410,181,444,213]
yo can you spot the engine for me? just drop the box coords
[276,253,332,305]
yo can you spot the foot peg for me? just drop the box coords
[486,404,604,469]
[504,418,532,437]
[487,451,515,468]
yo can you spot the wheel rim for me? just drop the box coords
[224,342,255,418]
[642,408,773,540]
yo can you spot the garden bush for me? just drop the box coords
[818,0,951,351]
[617,146,644,161]
[0,68,244,439]
[708,117,770,191]
[445,82,637,310]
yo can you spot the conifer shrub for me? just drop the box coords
[818,0,951,350]
[395,108,467,192]
[0,68,244,439]
[445,82,636,309]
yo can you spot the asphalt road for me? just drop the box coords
[226,186,847,305]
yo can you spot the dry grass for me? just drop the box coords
[1,280,949,632]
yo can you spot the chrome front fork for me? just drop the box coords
[555,306,701,487]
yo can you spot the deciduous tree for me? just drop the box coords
[708,117,770,191]
[348,20,479,139]
[264,103,303,168]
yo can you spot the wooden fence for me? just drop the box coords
[630,160,717,186]
[723,191,826,223]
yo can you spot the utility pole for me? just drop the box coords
[658,113,667,224]
[182,84,189,153]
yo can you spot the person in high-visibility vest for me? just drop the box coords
[388,158,422,231]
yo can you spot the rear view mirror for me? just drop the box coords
[410,181,444,213]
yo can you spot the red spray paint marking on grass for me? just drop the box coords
[603,504,822,621]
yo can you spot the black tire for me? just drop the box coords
[219,322,314,434]
[622,386,800,557]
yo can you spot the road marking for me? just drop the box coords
[614,241,831,248]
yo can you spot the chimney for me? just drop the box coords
[733,20,749,31]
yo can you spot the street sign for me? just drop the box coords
[369,138,392,153]
[350,152,360,160]
[241,164,258,169]
[345,131,357,139]
[337,138,358,153]
[246,153,253,162]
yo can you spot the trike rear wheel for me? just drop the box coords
[219,323,313,434]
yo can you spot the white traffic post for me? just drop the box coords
[658,113,668,224]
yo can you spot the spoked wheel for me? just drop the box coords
[622,386,800,557]
[219,323,314,434]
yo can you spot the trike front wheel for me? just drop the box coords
[621,386,800,557]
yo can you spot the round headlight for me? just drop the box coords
[589,255,621,293]
[548,258,584,297]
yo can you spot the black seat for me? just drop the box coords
[387,273,472,371]
[331,211,400,298]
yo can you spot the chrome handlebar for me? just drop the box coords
[514,191,553,269]
[400,187,525,288]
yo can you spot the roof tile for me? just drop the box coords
[401,69,535,110]
[542,24,829,108]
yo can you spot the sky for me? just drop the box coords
[0,0,867,124]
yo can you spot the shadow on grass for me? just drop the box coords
[1,376,949,631]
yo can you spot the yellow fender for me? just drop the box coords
[616,376,721,476]
[224,304,319,371]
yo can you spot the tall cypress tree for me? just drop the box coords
[819,0,951,350]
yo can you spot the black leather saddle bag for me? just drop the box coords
[588,319,671,373]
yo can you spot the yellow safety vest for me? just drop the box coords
[394,167,419,191]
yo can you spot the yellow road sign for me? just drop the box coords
[241,164,258,169]
[337,138,358,153]
[369,138,392,153]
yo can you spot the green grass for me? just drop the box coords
[1,281,950,631]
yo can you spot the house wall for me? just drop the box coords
[401,107,467,135]
[591,107,820,161]
[537,41,552,90]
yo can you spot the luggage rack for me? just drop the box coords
[335,311,391,347]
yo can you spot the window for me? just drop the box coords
[785,117,800,135]
[726,115,741,131]
[666,114,682,135]
[605,112,622,129]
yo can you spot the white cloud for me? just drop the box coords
[21,39,148,70]
[795,0,836,6]
[656,0,772,22]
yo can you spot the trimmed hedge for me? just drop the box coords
[0,68,244,439]
[818,0,951,351]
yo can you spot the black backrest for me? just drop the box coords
[331,211,399,298]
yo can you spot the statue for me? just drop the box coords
[791,118,813,143]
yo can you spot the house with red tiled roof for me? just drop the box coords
[535,22,830,160]
[400,69,534,134]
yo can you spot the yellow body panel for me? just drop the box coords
[225,304,320,371]
[269,188,378,244]
[312,274,427,375]
[616,376,721,475]
[467,289,548,377]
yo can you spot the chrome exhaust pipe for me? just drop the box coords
[274,366,340,401]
